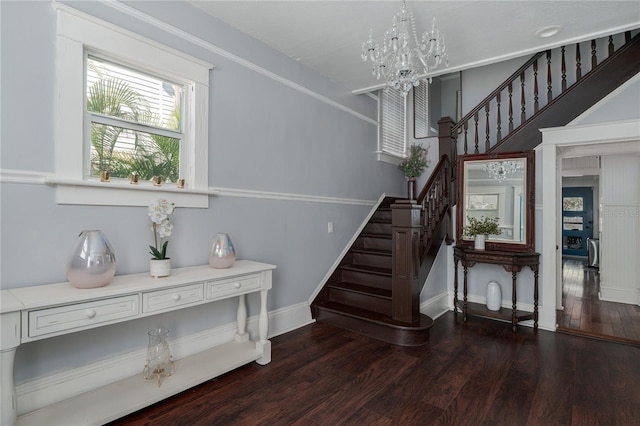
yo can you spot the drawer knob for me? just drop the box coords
[86,309,96,319]
[172,294,181,301]
[234,282,241,288]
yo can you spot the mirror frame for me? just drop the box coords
[456,150,535,252]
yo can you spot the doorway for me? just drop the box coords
[557,257,640,344]
[561,187,593,257]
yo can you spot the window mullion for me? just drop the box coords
[87,112,183,139]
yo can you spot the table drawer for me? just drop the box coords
[206,274,261,299]
[142,283,204,313]
[28,295,139,337]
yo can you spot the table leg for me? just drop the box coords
[533,266,539,330]
[235,294,249,342]
[1,348,17,426]
[453,258,459,314]
[463,264,468,322]
[256,289,271,365]
[512,270,518,332]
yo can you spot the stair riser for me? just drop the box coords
[351,252,392,269]
[358,237,392,252]
[363,222,391,235]
[373,210,391,222]
[328,288,391,315]
[341,270,391,290]
[313,307,430,346]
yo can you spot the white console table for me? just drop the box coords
[0,260,275,426]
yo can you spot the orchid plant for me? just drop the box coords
[148,199,175,260]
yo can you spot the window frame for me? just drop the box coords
[377,88,407,164]
[53,4,213,207]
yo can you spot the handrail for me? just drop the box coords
[450,51,546,138]
[448,30,635,157]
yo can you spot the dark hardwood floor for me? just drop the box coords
[558,257,640,345]
[109,313,640,425]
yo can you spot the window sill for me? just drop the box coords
[46,177,216,208]
[376,151,405,166]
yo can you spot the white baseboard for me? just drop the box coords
[420,292,450,320]
[16,302,313,415]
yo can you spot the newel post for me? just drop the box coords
[438,116,456,204]
[391,200,422,323]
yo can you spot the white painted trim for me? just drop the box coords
[54,4,211,206]
[211,186,377,206]
[97,0,376,126]
[308,194,387,304]
[540,118,640,332]
[0,169,377,207]
[420,292,450,320]
[15,301,312,416]
[599,286,639,305]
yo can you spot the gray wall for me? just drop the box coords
[1,0,405,384]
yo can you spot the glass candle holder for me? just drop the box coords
[142,327,175,387]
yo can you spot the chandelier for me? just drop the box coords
[361,0,447,97]
[483,161,523,182]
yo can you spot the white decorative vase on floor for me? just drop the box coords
[474,234,486,250]
[486,281,502,311]
[150,258,171,278]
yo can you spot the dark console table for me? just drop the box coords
[453,246,540,331]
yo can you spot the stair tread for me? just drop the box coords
[342,264,392,276]
[359,232,392,239]
[314,300,433,330]
[350,248,391,256]
[327,282,391,298]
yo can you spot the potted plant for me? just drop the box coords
[398,143,430,199]
[148,198,175,277]
[464,216,501,250]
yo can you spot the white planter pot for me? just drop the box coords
[486,281,502,311]
[150,258,171,278]
[474,234,486,250]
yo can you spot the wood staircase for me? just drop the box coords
[312,197,435,346]
[312,29,638,347]
[312,156,452,346]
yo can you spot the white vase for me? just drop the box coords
[150,258,171,278]
[486,281,502,311]
[209,233,236,269]
[474,234,486,250]
[66,230,116,289]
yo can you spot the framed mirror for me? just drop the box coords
[456,151,535,252]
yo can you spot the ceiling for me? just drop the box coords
[187,1,640,94]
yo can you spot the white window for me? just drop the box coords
[53,4,213,207]
[378,88,406,163]
[377,83,430,164]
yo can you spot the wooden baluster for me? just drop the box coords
[608,35,614,56]
[561,46,567,92]
[485,104,490,152]
[473,112,479,154]
[576,43,582,80]
[463,121,469,154]
[496,92,502,141]
[508,82,514,133]
[591,39,597,69]
[533,60,539,114]
[520,71,526,123]
[546,50,553,103]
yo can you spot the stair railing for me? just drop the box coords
[440,30,635,183]
[390,155,451,323]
